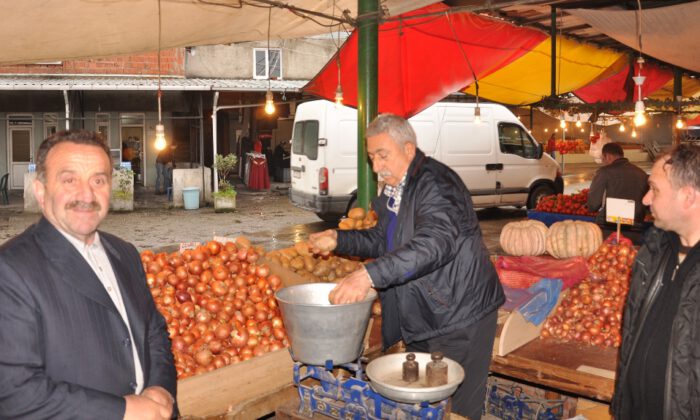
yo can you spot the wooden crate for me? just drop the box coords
[177,258,307,418]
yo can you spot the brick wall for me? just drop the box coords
[0,48,185,76]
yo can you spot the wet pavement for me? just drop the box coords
[0,162,650,254]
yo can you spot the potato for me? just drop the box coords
[348,207,366,220]
[338,218,356,230]
[294,241,311,256]
[290,256,305,270]
[304,255,316,272]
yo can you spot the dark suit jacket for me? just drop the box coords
[0,217,176,419]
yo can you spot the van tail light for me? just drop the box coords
[319,167,329,196]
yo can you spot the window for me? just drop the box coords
[253,48,282,79]
[292,120,319,160]
[498,123,539,158]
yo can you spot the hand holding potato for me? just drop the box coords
[328,267,373,305]
[308,229,338,256]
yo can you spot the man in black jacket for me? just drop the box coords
[611,144,700,419]
[309,114,504,419]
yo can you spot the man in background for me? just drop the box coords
[586,142,648,240]
[0,131,176,419]
[612,144,700,419]
[309,114,504,419]
[155,143,176,195]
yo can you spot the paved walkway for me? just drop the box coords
[0,162,649,253]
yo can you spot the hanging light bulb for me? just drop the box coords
[619,123,626,132]
[575,115,582,128]
[334,84,344,109]
[264,90,275,115]
[631,128,637,138]
[559,116,566,129]
[154,123,166,151]
[633,100,646,126]
[474,105,481,124]
[675,115,684,129]
[544,128,549,133]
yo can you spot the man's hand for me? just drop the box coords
[124,388,173,420]
[329,267,373,305]
[308,230,338,256]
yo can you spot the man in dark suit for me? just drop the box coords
[0,131,176,419]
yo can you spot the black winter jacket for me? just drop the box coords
[336,149,504,347]
[611,227,700,419]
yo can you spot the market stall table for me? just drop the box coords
[490,336,617,402]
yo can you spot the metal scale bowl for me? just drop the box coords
[276,283,465,418]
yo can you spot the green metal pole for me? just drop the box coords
[356,0,378,210]
[550,6,557,97]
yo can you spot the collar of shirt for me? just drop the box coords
[383,174,407,214]
[57,229,103,255]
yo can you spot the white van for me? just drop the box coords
[290,100,563,221]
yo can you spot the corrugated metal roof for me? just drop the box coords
[0,76,307,92]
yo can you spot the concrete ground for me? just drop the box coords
[0,161,650,253]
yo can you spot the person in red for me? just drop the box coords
[253,138,263,153]
[545,133,556,159]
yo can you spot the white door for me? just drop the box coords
[8,121,33,189]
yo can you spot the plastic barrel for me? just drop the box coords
[182,187,200,210]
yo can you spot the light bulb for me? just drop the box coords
[559,118,566,129]
[154,123,166,151]
[633,100,646,126]
[633,112,646,127]
[575,116,582,128]
[474,106,481,124]
[554,128,558,133]
[580,128,585,132]
[264,90,275,115]
[544,128,549,133]
[334,84,344,108]
[619,123,626,132]
[631,129,637,138]
[675,117,684,129]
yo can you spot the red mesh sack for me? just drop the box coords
[494,255,589,289]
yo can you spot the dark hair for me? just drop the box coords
[602,142,624,157]
[663,143,700,191]
[36,130,112,182]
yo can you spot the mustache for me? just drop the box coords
[66,201,101,211]
[378,171,392,178]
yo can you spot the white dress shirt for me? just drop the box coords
[58,229,144,394]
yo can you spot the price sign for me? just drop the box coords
[213,235,237,244]
[179,241,200,251]
[606,198,635,225]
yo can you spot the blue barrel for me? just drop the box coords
[182,187,200,210]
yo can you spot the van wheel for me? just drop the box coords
[316,212,341,223]
[528,184,555,209]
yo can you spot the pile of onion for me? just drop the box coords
[141,240,287,380]
[540,242,636,348]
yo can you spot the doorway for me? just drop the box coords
[7,115,33,189]
[120,114,145,185]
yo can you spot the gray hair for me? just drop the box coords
[366,113,417,146]
[662,143,700,191]
[36,130,112,183]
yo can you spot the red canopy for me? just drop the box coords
[303,4,546,118]
[574,60,673,103]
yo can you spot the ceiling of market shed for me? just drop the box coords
[444,0,700,74]
[0,0,438,65]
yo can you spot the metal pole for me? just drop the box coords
[550,6,557,97]
[357,0,378,210]
[199,94,206,198]
[212,91,219,193]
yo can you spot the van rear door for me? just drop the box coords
[290,115,323,206]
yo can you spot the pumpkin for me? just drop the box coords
[499,220,549,256]
[545,220,603,258]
